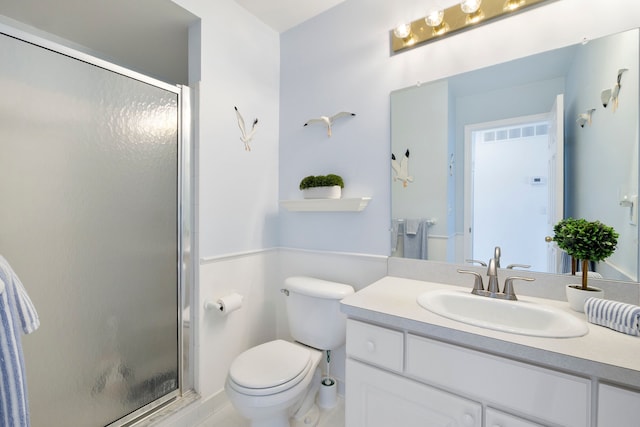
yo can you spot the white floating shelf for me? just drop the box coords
[280,197,372,212]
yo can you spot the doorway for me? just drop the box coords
[464,116,551,270]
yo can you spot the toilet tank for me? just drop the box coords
[284,276,355,351]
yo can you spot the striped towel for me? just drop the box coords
[0,256,40,427]
[584,297,640,336]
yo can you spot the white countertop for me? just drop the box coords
[340,276,640,389]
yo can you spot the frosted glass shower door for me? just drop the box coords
[0,31,183,426]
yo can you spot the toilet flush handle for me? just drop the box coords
[280,288,289,296]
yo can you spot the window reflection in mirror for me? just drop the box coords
[391,28,639,282]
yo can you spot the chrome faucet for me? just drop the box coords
[458,247,535,300]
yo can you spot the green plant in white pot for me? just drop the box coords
[552,218,619,311]
[299,174,344,199]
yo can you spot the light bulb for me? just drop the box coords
[460,0,482,14]
[425,9,444,27]
[393,23,412,39]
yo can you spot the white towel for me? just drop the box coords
[584,297,640,336]
[0,256,40,427]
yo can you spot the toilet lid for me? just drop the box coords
[229,340,311,389]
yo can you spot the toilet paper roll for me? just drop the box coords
[216,293,243,316]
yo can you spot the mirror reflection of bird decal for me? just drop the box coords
[391,149,413,187]
[304,112,355,137]
[601,68,628,111]
[576,108,595,128]
[235,106,258,151]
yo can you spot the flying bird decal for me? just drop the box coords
[304,112,355,137]
[391,149,413,187]
[235,106,258,151]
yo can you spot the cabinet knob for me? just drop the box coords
[366,340,376,353]
[462,413,475,426]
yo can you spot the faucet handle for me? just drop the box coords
[457,269,484,295]
[465,259,487,267]
[506,263,531,270]
[503,276,535,301]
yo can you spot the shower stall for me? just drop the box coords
[0,23,193,427]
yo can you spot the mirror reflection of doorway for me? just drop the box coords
[464,94,564,271]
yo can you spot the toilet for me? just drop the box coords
[225,276,355,427]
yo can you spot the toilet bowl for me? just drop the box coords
[224,276,355,427]
[226,340,323,427]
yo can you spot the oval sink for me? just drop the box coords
[417,289,588,338]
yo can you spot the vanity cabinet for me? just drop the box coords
[597,383,640,425]
[346,319,590,427]
[346,359,481,427]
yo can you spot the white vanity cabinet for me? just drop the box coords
[597,383,640,425]
[346,319,590,427]
[346,359,482,427]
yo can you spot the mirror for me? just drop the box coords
[391,28,639,282]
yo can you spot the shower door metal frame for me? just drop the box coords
[0,20,195,427]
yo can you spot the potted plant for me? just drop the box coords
[552,218,619,311]
[299,174,344,199]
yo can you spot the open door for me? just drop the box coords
[546,94,565,273]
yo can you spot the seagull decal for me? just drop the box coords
[391,149,413,187]
[235,106,258,151]
[304,112,355,137]
[576,108,596,128]
[601,68,628,112]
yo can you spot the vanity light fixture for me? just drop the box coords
[390,0,553,54]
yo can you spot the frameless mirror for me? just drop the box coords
[391,28,639,282]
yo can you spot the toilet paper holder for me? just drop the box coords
[204,293,244,315]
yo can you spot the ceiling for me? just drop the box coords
[233,0,347,32]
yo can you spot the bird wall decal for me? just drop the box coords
[234,106,258,151]
[391,149,413,187]
[304,112,355,137]
[601,68,628,111]
[576,108,596,128]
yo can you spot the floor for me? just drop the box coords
[197,397,345,427]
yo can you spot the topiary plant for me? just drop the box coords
[552,218,619,290]
[299,174,344,190]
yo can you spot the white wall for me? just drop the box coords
[174,0,281,258]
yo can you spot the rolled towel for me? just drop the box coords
[584,297,640,336]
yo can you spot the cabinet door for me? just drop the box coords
[486,408,544,427]
[598,383,640,425]
[346,359,481,427]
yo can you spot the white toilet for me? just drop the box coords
[225,276,355,427]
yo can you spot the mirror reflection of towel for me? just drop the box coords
[403,221,428,260]
[405,219,420,235]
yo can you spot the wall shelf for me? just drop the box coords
[280,197,372,212]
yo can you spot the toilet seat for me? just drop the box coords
[228,340,313,396]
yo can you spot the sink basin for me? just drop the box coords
[417,289,588,338]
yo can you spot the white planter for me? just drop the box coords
[302,185,342,199]
[565,284,604,312]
